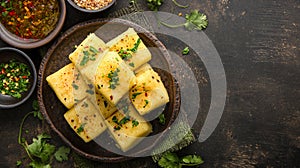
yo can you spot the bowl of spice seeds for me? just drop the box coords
[0,0,66,49]
[67,0,115,13]
[0,47,37,109]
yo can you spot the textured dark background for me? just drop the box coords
[1,0,299,167]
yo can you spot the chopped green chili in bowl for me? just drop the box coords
[0,47,37,109]
[0,60,31,98]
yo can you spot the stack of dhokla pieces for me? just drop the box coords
[46,28,169,152]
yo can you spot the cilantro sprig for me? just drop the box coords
[160,10,208,31]
[17,100,70,168]
[158,152,204,168]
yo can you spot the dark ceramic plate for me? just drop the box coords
[38,18,180,162]
[0,47,37,109]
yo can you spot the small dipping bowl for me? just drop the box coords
[0,47,37,109]
[67,0,116,13]
[0,0,66,49]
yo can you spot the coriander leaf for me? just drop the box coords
[158,113,166,125]
[118,50,132,61]
[185,10,208,31]
[182,47,190,55]
[132,120,139,127]
[16,160,22,166]
[164,152,180,163]
[129,62,135,67]
[29,161,51,168]
[181,155,204,165]
[112,116,119,124]
[160,10,208,31]
[27,133,56,164]
[132,92,142,99]
[143,100,149,108]
[158,152,181,168]
[77,123,86,134]
[80,52,89,66]
[157,152,204,168]
[129,38,141,53]
[39,143,56,163]
[33,111,43,120]
[32,100,39,111]
[119,117,130,125]
[54,146,71,162]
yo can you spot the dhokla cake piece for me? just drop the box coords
[94,51,136,105]
[69,33,107,70]
[69,33,109,82]
[105,100,152,152]
[64,98,107,143]
[107,28,151,71]
[46,63,89,109]
[130,69,169,115]
[134,63,153,77]
[94,91,117,119]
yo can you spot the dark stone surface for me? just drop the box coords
[1,0,299,167]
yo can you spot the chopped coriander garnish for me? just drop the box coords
[80,46,99,66]
[182,47,190,55]
[89,46,99,54]
[129,62,135,67]
[117,38,141,62]
[72,83,79,90]
[80,51,90,66]
[0,59,31,98]
[158,113,166,125]
[77,123,86,134]
[112,116,131,130]
[114,126,121,130]
[86,89,94,95]
[119,117,130,125]
[108,68,120,89]
[132,92,142,99]
[132,120,139,127]
[118,49,132,61]
[83,102,88,107]
[112,116,119,124]
[129,38,141,53]
[143,100,149,108]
